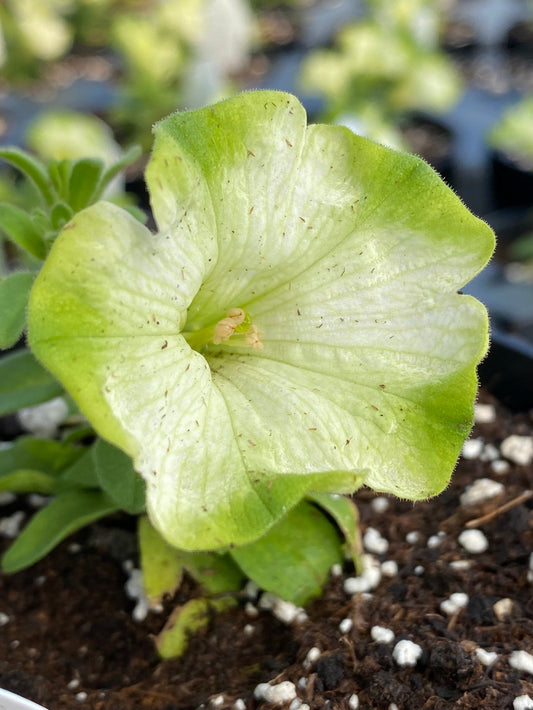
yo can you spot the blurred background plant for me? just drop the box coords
[299,0,462,149]
[489,95,533,169]
[0,0,255,147]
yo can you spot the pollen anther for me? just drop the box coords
[245,324,264,350]
[212,308,263,349]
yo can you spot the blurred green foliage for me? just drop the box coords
[300,0,462,149]
[489,97,533,169]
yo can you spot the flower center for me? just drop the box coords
[183,308,264,351]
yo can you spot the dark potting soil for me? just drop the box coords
[1,387,532,710]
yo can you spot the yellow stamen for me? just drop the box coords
[213,308,246,344]
[183,307,264,351]
[244,324,264,350]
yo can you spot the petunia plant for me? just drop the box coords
[299,0,462,150]
[2,90,493,656]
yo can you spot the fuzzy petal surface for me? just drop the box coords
[29,91,494,550]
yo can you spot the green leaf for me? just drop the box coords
[310,492,363,575]
[27,91,494,554]
[0,436,82,478]
[155,595,237,659]
[139,515,243,604]
[68,158,105,212]
[121,204,148,224]
[60,445,99,488]
[0,349,63,416]
[48,159,72,202]
[93,438,145,513]
[231,501,343,606]
[1,489,119,573]
[31,208,52,236]
[0,469,60,495]
[178,550,244,595]
[50,202,73,232]
[96,145,142,199]
[0,147,55,206]
[138,515,184,604]
[0,203,46,259]
[0,272,35,349]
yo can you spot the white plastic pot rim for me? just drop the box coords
[0,689,48,710]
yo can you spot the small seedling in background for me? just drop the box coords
[0,141,142,349]
[300,0,462,149]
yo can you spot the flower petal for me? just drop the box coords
[28,202,361,549]
[29,91,494,552]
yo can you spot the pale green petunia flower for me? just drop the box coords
[28,91,494,551]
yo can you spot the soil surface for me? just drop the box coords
[1,387,533,710]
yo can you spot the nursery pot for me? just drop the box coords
[0,689,47,710]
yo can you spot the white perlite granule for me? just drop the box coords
[363,527,389,555]
[500,435,533,466]
[258,593,307,623]
[480,443,499,462]
[273,599,304,624]
[461,438,484,460]
[211,695,224,707]
[303,647,320,669]
[491,459,510,475]
[244,602,258,617]
[493,598,514,621]
[254,681,297,704]
[0,510,25,538]
[371,626,395,644]
[75,692,88,702]
[474,403,496,423]
[0,612,10,626]
[371,496,389,513]
[440,592,469,616]
[17,396,69,438]
[475,647,498,666]
[339,618,353,634]
[514,695,533,710]
[234,700,246,710]
[509,650,533,675]
[449,560,472,571]
[427,531,446,548]
[289,699,310,710]
[244,580,259,599]
[406,531,419,544]
[344,555,382,594]
[123,562,161,622]
[459,478,504,506]
[381,560,398,577]
[348,694,360,709]
[458,529,488,554]
[0,492,16,506]
[392,639,423,667]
